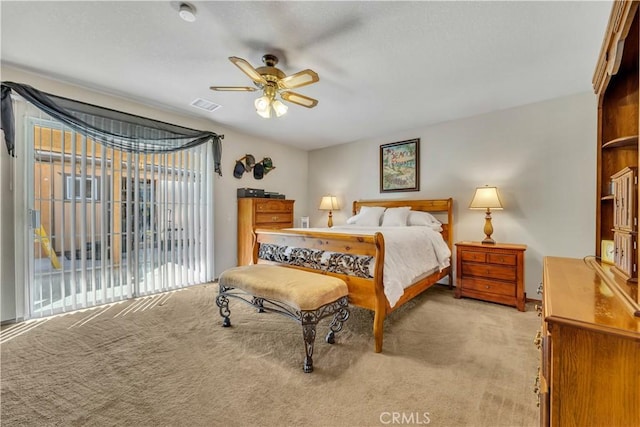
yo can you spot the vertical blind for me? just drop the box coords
[31,117,215,316]
[1,82,221,317]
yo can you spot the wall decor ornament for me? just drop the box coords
[233,154,256,179]
[233,154,276,179]
[380,138,420,192]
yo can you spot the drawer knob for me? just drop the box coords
[533,330,542,349]
[485,285,490,289]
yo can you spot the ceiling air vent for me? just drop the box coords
[190,98,221,112]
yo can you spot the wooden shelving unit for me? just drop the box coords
[594,1,639,277]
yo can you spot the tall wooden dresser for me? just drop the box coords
[538,257,639,427]
[237,198,294,265]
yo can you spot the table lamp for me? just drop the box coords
[319,195,340,227]
[469,185,503,244]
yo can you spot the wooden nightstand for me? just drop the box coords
[455,241,527,311]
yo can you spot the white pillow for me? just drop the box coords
[352,206,386,226]
[381,206,411,227]
[346,213,360,224]
[408,210,441,226]
[427,223,444,232]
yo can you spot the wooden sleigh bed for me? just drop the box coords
[252,198,454,353]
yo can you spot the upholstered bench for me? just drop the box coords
[216,264,350,373]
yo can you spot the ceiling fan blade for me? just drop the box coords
[229,56,267,86]
[210,86,257,92]
[281,91,318,108]
[278,69,319,90]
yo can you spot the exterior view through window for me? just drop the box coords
[25,113,214,318]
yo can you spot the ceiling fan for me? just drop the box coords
[210,54,319,118]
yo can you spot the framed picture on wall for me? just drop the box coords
[380,138,420,192]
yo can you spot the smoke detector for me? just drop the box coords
[179,3,196,22]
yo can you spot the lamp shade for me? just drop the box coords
[319,196,340,211]
[469,186,503,210]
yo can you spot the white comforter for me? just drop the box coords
[300,226,451,307]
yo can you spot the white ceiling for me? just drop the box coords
[1,1,612,151]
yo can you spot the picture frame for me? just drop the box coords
[380,138,420,192]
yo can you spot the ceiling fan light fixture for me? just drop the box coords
[272,100,288,117]
[255,95,271,111]
[211,54,319,117]
[255,95,272,118]
[179,3,196,22]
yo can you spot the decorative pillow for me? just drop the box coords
[352,206,386,226]
[408,210,441,226]
[346,214,360,224]
[381,206,411,227]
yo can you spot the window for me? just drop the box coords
[64,175,100,200]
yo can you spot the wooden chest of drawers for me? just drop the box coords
[455,241,527,311]
[539,257,640,426]
[237,198,294,266]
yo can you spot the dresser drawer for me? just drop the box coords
[461,250,487,263]
[487,253,516,265]
[462,263,516,281]
[255,200,293,213]
[460,277,515,297]
[255,212,293,224]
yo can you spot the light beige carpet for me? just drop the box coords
[1,284,540,427]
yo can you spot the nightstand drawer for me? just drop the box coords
[487,253,516,265]
[461,277,515,297]
[462,263,516,281]
[461,250,487,263]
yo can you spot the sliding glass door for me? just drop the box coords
[23,114,214,318]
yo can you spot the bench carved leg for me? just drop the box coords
[301,320,317,373]
[216,285,232,327]
[300,296,350,372]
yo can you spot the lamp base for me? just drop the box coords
[327,211,333,228]
[482,209,495,244]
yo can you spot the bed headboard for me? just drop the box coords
[352,198,454,250]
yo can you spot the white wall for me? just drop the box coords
[0,66,309,321]
[308,92,597,300]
